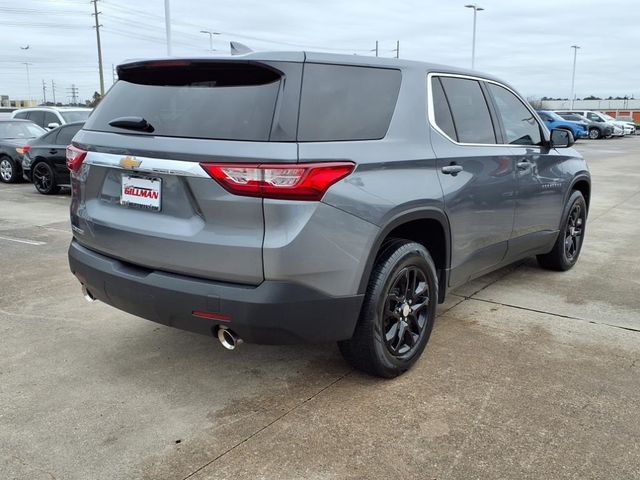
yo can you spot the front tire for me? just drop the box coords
[339,240,438,378]
[588,128,601,139]
[537,190,587,271]
[0,156,20,183]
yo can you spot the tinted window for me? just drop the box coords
[13,111,29,119]
[33,129,58,144]
[298,64,401,141]
[43,111,60,127]
[60,110,91,122]
[488,84,541,146]
[586,112,602,122]
[439,77,496,144]
[27,111,46,127]
[85,63,283,141]
[431,77,457,140]
[55,124,83,146]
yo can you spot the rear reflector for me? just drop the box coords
[192,310,231,322]
[200,162,355,201]
[66,145,87,173]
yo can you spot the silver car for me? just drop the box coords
[68,53,590,377]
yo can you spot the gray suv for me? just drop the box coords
[67,52,590,378]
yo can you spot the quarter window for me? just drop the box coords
[487,83,542,146]
[439,77,496,144]
[431,77,457,141]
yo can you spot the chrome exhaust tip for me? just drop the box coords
[81,285,96,303]
[217,326,242,350]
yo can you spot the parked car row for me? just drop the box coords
[0,118,85,192]
[542,109,636,139]
[0,106,92,192]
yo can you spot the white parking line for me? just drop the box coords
[0,235,46,246]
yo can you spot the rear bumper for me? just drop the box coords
[68,240,363,344]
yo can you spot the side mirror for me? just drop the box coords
[47,122,60,130]
[550,129,574,148]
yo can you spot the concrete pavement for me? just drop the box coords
[1,138,639,479]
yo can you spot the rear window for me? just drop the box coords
[297,64,401,141]
[84,62,283,141]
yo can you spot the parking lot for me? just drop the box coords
[1,137,639,479]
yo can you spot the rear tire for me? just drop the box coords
[338,240,438,378]
[32,162,60,195]
[0,156,19,183]
[537,190,587,271]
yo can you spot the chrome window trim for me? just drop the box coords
[426,72,546,148]
[83,151,210,178]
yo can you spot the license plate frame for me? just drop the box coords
[120,174,162,212]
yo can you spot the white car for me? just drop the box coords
[599,112,635,135]
[11,107,92,130]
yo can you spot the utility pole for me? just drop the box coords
[200,30,220,52]
[22,62,32,102]
[68,84,79,105]
[569,45,580,110]
[465,4,484,69]
[164,0,172,56]
[51,80,56,105]
[391,40,399,58]
[91,0,105,96]
[42,80,47,104]
[370,40,379,57]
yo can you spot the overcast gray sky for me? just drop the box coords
[1,0,638,103]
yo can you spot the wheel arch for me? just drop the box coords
[569,175,591,211]
[358,208,451,302]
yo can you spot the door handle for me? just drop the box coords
[517,160,531,170]
[441,164,463,176]
[49,149,58,154]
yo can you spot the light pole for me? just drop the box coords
[22,62,32,102]
[464,4,484,69]
[570,45,580,109]
[164,0,172,56]
[200,30,221,52]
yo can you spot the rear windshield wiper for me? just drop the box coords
[108,116,154,133]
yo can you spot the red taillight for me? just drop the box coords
[66,145,87,173]
[16,145,30,155]
[199,162,355,201]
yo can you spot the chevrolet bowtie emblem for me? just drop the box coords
[119,156,141,169]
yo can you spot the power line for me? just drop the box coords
[67,84,79,105]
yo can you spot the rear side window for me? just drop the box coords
[13,111,28,120]
[55,124,83,146]
[84,62,283,141]
[439,77,496,144]
[297,64,401,141]
[488,84,541,146]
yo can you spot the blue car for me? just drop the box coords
[536,110,588,140]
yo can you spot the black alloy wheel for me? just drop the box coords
[32,162,60,194]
